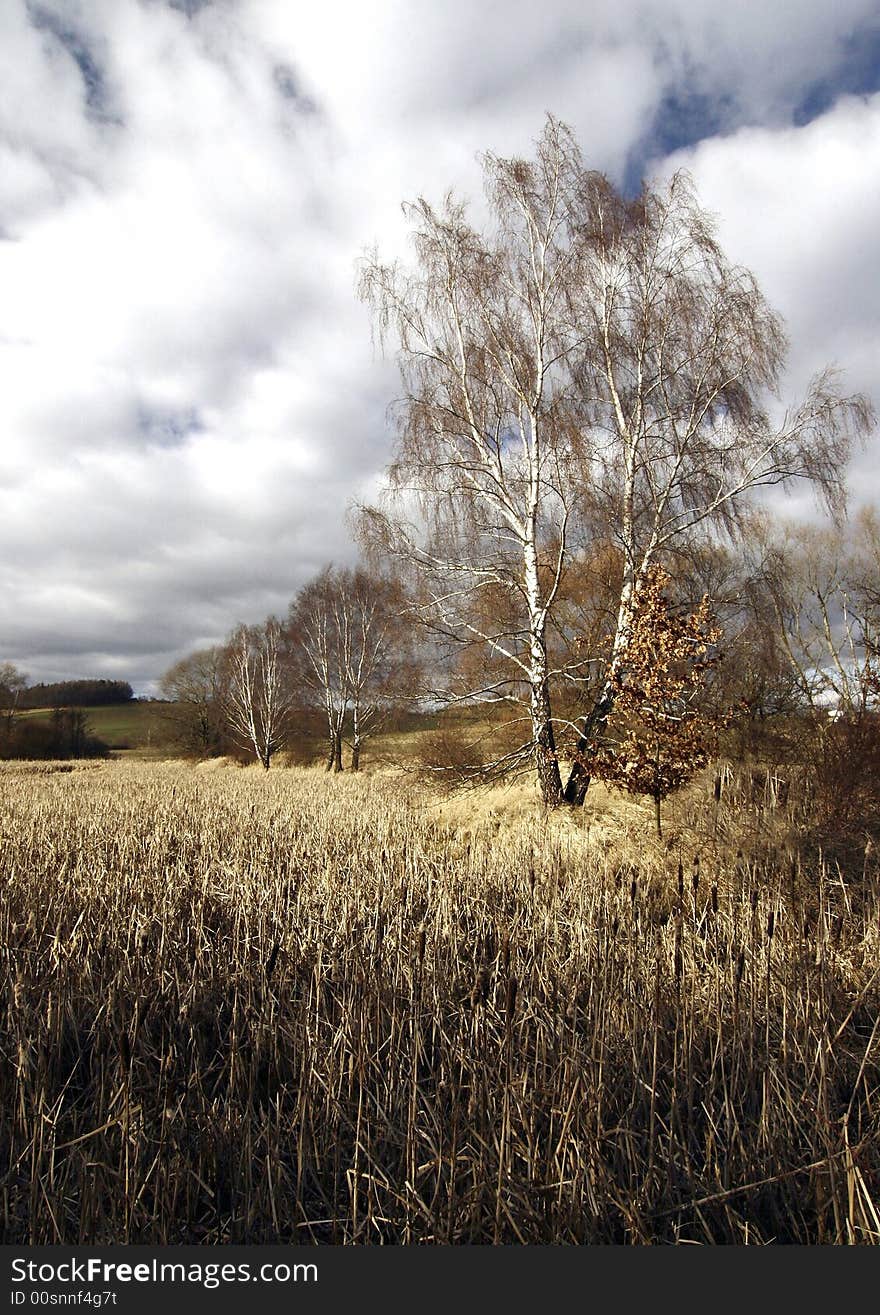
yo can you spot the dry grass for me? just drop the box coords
[1,758,879,1243]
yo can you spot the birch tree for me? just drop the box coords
[289,568,350,772]
[0,662,27,740]
[223,618,292,770]
[359,116,874,808]
[289,566,417,771]
[337,568,416,770]
[359,119,585,806]
[755,512,880,717]
[561,171,874,802]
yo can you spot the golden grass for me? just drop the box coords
[1,758,879,1243]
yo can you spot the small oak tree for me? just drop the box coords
[585,565,721,837]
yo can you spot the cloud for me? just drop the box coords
[658,92,880,513]
[0,0,877,689]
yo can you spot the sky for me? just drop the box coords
[1,0,879,693]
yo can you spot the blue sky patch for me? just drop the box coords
[793,22,880,124]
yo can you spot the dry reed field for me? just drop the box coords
[2,758,879,1244]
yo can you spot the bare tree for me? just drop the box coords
[359,116,873,807]
[0,662,27,739]
[359,118,586,806]
[159,646,228,756]
[755,512,880,717]
[339,568,418,770]
[223,618,292,770]
[849,506,880,627]
[748,512,880,836]
[289,566,417,772]
[289,568,350,772]
[560,169,874,801]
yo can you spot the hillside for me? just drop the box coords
[20,700,174,754]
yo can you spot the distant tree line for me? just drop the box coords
[17,679,134,709]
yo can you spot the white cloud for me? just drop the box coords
[658,92,880,512]
[0,0,877,689]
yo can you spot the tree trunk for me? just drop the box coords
[563,759,590,805]
[523,534,563,808]
[531,681,563,808]
[325,740,335,771]
[655,793,662,839]
[562,685,615,805]
[351,702,361,772]
[564,570,637,805]
[333,733,343,773]
[262,748,271,771]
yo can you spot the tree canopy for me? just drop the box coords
[359,116,874,806]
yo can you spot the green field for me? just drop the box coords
[22,700,172,752]
[17,702,454,761]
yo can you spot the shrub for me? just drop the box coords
[416,727,486,785]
